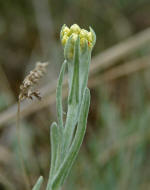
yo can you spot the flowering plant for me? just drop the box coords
[33,24,96,190]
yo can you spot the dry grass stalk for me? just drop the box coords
[17,62,48,189]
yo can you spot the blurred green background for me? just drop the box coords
[1,0,150,189]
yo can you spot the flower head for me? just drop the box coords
[60,24,96,59]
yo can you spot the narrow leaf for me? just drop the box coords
[32,176,43,190]
[68,37,80,104]
[89,26,96,48]
[56,60,66,128]
[79,41,91,103]
[51,88,90,189]
[46,122,59,190]
[64,36,73,60]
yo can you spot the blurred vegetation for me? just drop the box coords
[0,0,150,190]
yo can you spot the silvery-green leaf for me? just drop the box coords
[32,176,43,190]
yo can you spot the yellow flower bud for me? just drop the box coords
[71,33,78,43]
[63,26,70,35]
[61,35,69,46]
[87,32,93,42]
[79,29,88,39]
[70,24,81,34]
[61,26,70,35]
[80,38,87,48]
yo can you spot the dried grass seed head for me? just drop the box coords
[19,62,48,101]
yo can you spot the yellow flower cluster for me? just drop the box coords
[61,24,95,50]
